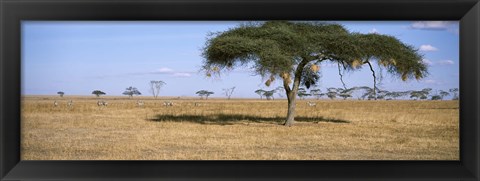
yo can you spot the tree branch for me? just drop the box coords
[366,61,377,100]
[337,62,347,90]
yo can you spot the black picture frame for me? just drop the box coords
[1,0,479,180]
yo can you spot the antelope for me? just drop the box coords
[163,101,173,107]
[194,102,201,106]
[137,100,145,107]
[67,100,73,107]
[97,100,108,107]
[307,101,316,107]
[53,101,58,107]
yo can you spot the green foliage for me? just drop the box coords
[439,90,450,99]
[123,86,142,98]
[297,87,311,99]
[202,21,427,87]
[196,90,214,99]
[254,89,266,99]
[431,95,442,100]
[92,90,106,97]
[57,91,65,97]
[263,89,276,100]
[449,88,459,100]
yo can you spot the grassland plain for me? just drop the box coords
[21,96,459,160]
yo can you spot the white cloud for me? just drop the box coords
[437,60,455,65]
[419,44,438,52]
[422,59,434,65]
[424,79,437,84]
[422,59,455,66]
[172,73,192,77]
[156,67,174,73]
[410,21,455,30]
[369,28,379,34]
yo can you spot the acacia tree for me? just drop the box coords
[254,89,266,99]
[196,90,214,99]
[92,90,106,97]
[57,91,65,98]
[222,86,236,99]
[439,90,450,100]
[310,89,323,100]
[263,89,276,100]
[297,87,310,99]
[449,88,459,100]
[123,86,142,98]
[202,21,427,126]
[150,80,166,99]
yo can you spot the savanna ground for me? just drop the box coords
[21,96,459,160]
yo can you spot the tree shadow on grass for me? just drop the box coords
[147,113,350,125]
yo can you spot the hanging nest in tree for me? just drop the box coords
[281,72,292,85]
[212,66,220,72]
[310,64,320,72]
[401,73,408,81]
[391,59,397,66]
[265,79,272,86]
[379,59,389,66]
[352,59,363,68]
[265,75,276,87]
[206,72,212,77]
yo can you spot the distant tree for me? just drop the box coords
[196,90,214,99]
[123,86,142,98]
[409,88,432,100]
[431,95,442,100]
[326,88,338,100]
[439,90,450,100]
[149,80,166,99]
[449,88,459,100]
[254,89,266,99]
[92,90,106,97]
[376,90,390,100]
[338,87,356,100]
[386,91,410,100]
[356,86,376,100]
[275,86,285,98]
[310,89,323,100]
[57,91,65,98]
[222,87,236,99]
[297,88,311,100]
[422,88,432,97]
[263,89,277,100]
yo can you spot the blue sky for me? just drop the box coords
[22,21,459,98]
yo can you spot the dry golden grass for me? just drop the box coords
[21,96,459,160]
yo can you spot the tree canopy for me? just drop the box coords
[123,86,142,98]
[202,21,428,126]
[92,90,106,97]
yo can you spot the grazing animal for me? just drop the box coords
[163,101,173,107]
[194,102,201,106]
[307,101,316,107]
[53,101,58,107]
[137,100,145,107]
[67,100,73,107]
[97,100,108,107]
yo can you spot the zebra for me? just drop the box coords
[307,101,316,107]
[163,101,173,107]
[53,100,58,107]
[137,100,145,107]
[97,100,108,107]
[67,100,73,108]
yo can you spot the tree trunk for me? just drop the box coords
[282,58,309,126]
[284,92,297,126]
